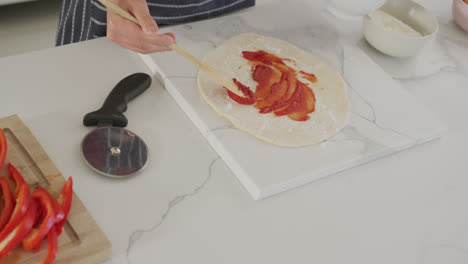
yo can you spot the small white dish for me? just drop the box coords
[363,0,438,58]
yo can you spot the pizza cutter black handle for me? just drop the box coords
[83,73,152,127]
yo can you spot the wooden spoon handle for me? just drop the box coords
[97,0,244,97]
[168,44,241,95]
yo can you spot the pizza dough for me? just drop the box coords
[197,33,350,147]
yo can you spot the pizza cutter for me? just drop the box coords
[81,73,152,178]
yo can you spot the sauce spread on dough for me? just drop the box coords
[226,50,318,122]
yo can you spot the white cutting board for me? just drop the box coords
[140,0,445,200]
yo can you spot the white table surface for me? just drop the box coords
[0,0,467,263]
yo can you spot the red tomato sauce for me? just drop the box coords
[226,50,318,122]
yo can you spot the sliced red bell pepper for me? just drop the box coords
[50,192,65,223]
[38,225,58,264]
[22,186,56,251]
[8,163,28,199]
[26,180,69,252]
[0,200,37,258]
[33,205,45,227]
[56,177,73,235]
[0,177,14,231]
[0,164,31,241]
[26,189,65,252]
[0,129,6,170]
[35,187,64,224]
[29,204,45,252]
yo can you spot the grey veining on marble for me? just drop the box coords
[124,157,220,264]
[142,0,446,200]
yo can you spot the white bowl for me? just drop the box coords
[363,0,438,57]
[328,0,386,18]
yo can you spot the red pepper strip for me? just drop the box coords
[56,177,73,235]
[0,177,14,231]
[32,210,44,253]
[9,163,25,198]
[48,191,64,223]
[28,205,45,252]
[33,205,45,227]
[26,190,65,251]
[22,186,56,251]
[38,225,58,264]
[0,164,31,241]
[0,129,6,171]
[0,200,37,258]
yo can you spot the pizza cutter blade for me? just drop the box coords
[80,73,152,178]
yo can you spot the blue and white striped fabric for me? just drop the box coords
[56,0,256,46]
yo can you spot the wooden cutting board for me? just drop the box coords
[0,115,111,264]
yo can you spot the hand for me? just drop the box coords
[106,0,176,54]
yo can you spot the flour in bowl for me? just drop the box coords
[368,10,422,37]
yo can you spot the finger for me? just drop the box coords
[124,41,172,53]
[163,32,177,43]
[150,34,176,47]
[107,12,170,53]
[107,10,147,51]
[131,0,159,34]
[111,35,172,53]
[120,37,173,53]
[107,8,174,53]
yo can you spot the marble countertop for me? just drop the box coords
[0,0,467,263]
[142,0,446,200]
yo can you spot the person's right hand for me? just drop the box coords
[106,0,176,54]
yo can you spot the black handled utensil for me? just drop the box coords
[81,73,151,178]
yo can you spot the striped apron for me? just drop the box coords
[56,0,256,46]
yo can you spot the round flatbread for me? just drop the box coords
[197,33,350,147]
